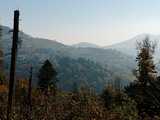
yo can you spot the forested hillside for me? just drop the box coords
[1,26,134,91]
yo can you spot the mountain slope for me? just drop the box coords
[1,26,135,91]
[106,34,160,58]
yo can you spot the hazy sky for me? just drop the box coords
[1,0,160,46]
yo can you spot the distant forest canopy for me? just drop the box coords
[1,25,133,92]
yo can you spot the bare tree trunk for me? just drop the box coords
[7,10,19,120]
[28,66,32,120]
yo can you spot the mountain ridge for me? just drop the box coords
[1,25,136,91]
[105,34,160,57]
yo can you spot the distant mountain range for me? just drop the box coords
[3,25,160,91]
[72,34,160,59]
[106,34,160,58]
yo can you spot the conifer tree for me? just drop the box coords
[136,37,157,86]
[38,60,57,91]
[134,37,157,116]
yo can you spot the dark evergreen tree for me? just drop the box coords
[125,37,159,117]
[136,37,156,86]
[101,85,114,109]
[38,60,57,91]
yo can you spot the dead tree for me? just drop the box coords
[7,10,19,120]
[27,66,33,120]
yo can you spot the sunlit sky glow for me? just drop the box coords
[1,0,160,46]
